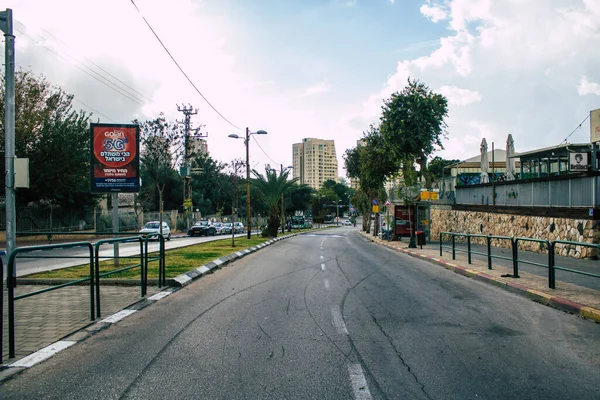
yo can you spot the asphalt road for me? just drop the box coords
[1,228,599,399]
[2,233,245,277]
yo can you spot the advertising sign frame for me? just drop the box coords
[90,123,140,193]
[569,152,588,172]
[591,108,600,143]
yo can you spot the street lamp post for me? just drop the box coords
[229,128,267,239]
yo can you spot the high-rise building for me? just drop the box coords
[292,138,338,190]
[190,137,208,157]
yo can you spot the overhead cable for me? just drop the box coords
[129,0,242,130]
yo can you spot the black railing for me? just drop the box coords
[440,232,600,289]
[2,236,165,360]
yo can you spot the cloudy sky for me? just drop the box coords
[5,0,600,176]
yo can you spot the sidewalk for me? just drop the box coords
[360,231,600,323]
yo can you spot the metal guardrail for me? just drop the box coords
[550,240,600,289]
[94,237,145,318]
[514,237,551,282]
[6,242,95,359]
[440,232,600,289]
[2,235,166,360]
[145,235,166,288]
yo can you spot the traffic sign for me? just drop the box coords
[371,198,379,206]
[384,199,392,206]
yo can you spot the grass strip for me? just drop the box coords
[24,236,274,280]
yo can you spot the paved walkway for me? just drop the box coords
[2,284,162,362]
[361,231,600,319]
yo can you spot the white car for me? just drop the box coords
[342,220,353,226]
[233,222,245,233]
[139,221,171,240]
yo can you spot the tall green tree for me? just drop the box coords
[189,153,229,217]
[428,156,460,182]
[344,126,392,233]
[137,114,183,230]
[251,167,298,237]
[380,78,449,188]
[0,70,96,213]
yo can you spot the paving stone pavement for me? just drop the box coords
[2,284,162,362]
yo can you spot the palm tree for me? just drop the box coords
[251,167,299,237]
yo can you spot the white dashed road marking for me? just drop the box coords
[348,363,373,400]
[324,278,330,289]
[100,309,137,324]
[148,291,172,301]
[11,341,76,368]
[321,263,326,271]
[331,306,348,335]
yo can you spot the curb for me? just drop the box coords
[0,233,298,377]
[364,233,600,324]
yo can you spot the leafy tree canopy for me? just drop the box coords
[428,156,460,180]
[380,78,448,188]
[0,70,95,213]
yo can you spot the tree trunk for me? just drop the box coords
[417,156,432,189]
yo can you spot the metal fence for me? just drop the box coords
[453,175,600,207]
[1,235,166,362]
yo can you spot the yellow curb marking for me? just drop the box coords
[527,289,553,300]
[580,306,600,322]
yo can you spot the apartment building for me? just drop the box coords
[190,137,208,157]
[292,138,339,190]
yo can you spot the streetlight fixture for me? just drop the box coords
[228,128,267,239]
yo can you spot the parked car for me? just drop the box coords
[213,222,226,235]
[139,221,171,240]
[342,220,352,226]
[233,221,245,233]
[188,221,216,236]
[221,222,233,235]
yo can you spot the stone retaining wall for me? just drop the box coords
[430,206,600,259]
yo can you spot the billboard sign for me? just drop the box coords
[90,123,140,193]
[591,108,600,143]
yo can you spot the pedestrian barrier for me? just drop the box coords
[94,236,145,318]
[440,232,600,289]
[2,236,165,360]
[5,242,95,359]
[514,237,552,282]
[145,235,166,288]
[550,240,600,289]
[486,235,515,271]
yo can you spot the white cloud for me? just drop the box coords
[437,86,482,106]
[578,77,600,96]
[420,4,448,23]
[303,82,332,96]
[340,0,600,164]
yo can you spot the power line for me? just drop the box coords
[14,22,148,107]
[22,21,154,104]
[129,0,242,130]
[1,51,119,122]
[71,97,117,123]
[558,114,590,146]
[251,135,281,166]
